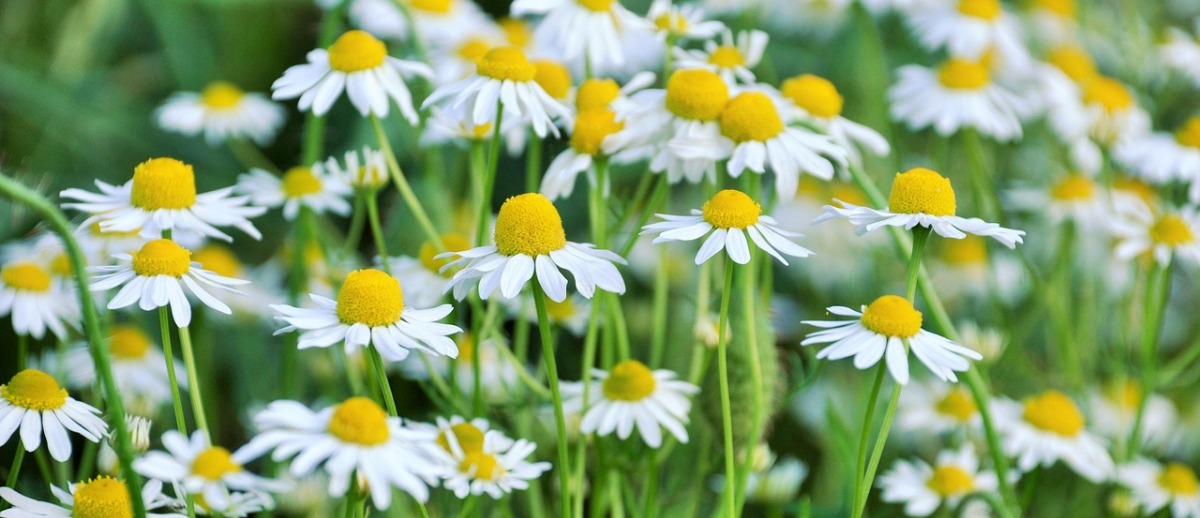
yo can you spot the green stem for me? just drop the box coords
[649,244,670,367]
[302,115,326,166]
[733,255,764,517]
[961,129,1003,223]
[716,255,737,518]
[478,103,505,247]
[572,292,603,518]
[367,345,399,416]
[1129,259,1172,454]
[159,308,188,433]
[369,115,444,252]
[4,444,24,488]
[177,326,209,438]
[642,458,658,518]
[618,175,669,258]
[364,191,390,265]
[526,131,543,193]
[1050,222,1083,388]
[533,282,572,518]
[343,192,367,256]
[16,334,27,371]
[227,138,278,173]
[852,378,902,518]
[852,366,886,516]
[906,227,931,300]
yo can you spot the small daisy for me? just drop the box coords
[323,146,389,190]
[510,0,650,70]
[1006,173,1107,226]
[1088,380,1179,450]
[0,257,78,340]
[1162,28,1200,88]
[97,415,154,476]
[897,380,980,435]
[430,417,551,499]
[190,244,284,319]
[815,167,1027,248]
[240,397,442,509]
[1116,116,1200,198]
[60,157,266,242]
[156,81,286,145]
[1112,200,1200,266]
[904,0,1031,69]
[562,360,699,448]
[427,28,507,85]
[385,233,475,309]
[645,0,725,42]
[993,390,1114,482]
[779,74,890,166]
[745,457,808,504]
[540,106,631,200]
[507,293,591,337]
[271,30,433,122]
[235,164,352,220]
[61,324,186,407]
[0,476,184,518]
[134,430,288,513]
[571,72,656,115]
[1077,75,1150,145]
[423,46,570,138]
[641,189,814,265]
[0,368,108,462]
[1118,459,1200,518]
[889,57,1024,141]
[271,268,461,362]
[878,446,999,517]
[672,28,768,87]
[74,221,148,267]
[346,0,490,49]
[90,239,249,328]
[801,295,984,384]
[440,193,627,302]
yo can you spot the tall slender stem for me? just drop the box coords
[525,131,543,193]
[852,381,902,518]
[177,326,209,438]
[716,255,737,518]
[369,115,444,252]
[851,365,886,515]
[533,282,571,518]
[16,334,27,371]
[4,444,25,488]
[1129,259,1172,453]
[733,252,764,516]
[478,103,505,246]
[364,191,390,265]
[367,345,399,416]
[343,192,367,255]
[160,308,188,433]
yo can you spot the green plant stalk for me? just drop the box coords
[572,297,603,518]
[478,103,505,246]
[4,444,24,488]
[733,256,765,517]
[159,307,188,433]
[16,334,27,371]
[342,192,367,255]
[851,365,886,516]
[369,115,445,252]
[533,281,571,518]
[618,175,669,258]
[961,129,1004,224]
[178,325,210,438]
[526,131,543,193]
[1050,222,1083,388]
[716,255,737,518]
[365,191,390,265]
[1128,259,1172,454]
[367,345,399,416]
[649,244,670,367]
[469,140,486,241]
[853,371,903,518]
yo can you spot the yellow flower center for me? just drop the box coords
[1047,46,1096,83]
[533,60,572,100]
[701,189,761,229]
[1082,77,1134,112]
[192,245,241,278]
[1,369,68,411]
[50,254,72,277]
[110,325,152,360]
[336,269,404,327]
[1107,380,1142,410]
[477,46,536,82]
[860,295,922,338]
[499,18,532,48]
[1022,390,1085,437]
[781,74,843,118]
[420,233,473,276]
[410,0,451,13]
[940,236,987,265]
[493,193,567,256]
[935,387,978,422]
[200,81,244,109]
[665,69,729,122]
[571,108,625,155]
[327,30,387,73]
[938,58,990,90]
[191,446,242,481]
[545,297,576,321]
[1036,0,1075,17]
[281,166,323,197]
[576,78,621,111]
[1160,463,1200,496]
[1174,117,1200,150]
[654,12,689,34]
[831,181,869,207]
[888,167,957,216]
[89,221,141,238]
[576,0,614,13]
[327,397,390,446]
[437,422,486,455]
[457,38,492,64]
[1151,214,1195,246]
[457,334,475,363]
[132,239,191,278]
[131,157,197,210]
[1115,177,1157,206]
[1,262,51,292]
[1051,174,1096,201]
[460,451,505,480]
[927,465,975,497]
[602,360,657,401]
[957,0,1001,19]
[72,477,132,518]
[708,46,745,68]
[719,92,784,144]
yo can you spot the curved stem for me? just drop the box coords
[369,115,444,252]
[477,103,505,246]
[733,255,764,516]
[852,375,902,518]
[364,191,390,267]
[159,308,188,433]
[1129,259,1172,454]
[851,365,886,515]
[342,192,367,256]
[533,282,571,518]
[716,255,737,518]
[367,345,398,416]
[178,326,209,439]
[4,444,24,488]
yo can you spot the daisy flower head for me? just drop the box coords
[897,381,980,435]
[1117,459,1200,518]
[0,476,183,518]
[0,255,78,340]
[780,74,891,165]
[346,0,490,49]
[1025,0,1078,46]
[240,398,441,509]
[1116,116,1200,198]
[815,167,1027,248]
[1078,75,1150,145]
[889,57,1024,141]
[90,239,249,328]
[562,360,699,448]
[422,46,571,138]
[641,189,814,265]
[271,30,433,122]
[156,81,285,145]
[508,293,591,336]
[0,368,108,462]
[617,68,731,184]
[646,0,725,42]
[540,106,630,200]
[672,28,768,87]
[1088,380,1179,449]
[324,146,389,190]
[1112,200,1200,266]
[904,0,1031,69]
[134,430,288,514]
[271,268,461,362]
[384,233,476,309]
[60,157,266,242]
[801,295,984,384]
[427,27,507,85]
[235,164,352,220]
[431,417,551,499]
[61,324,186,408]
[440,193,627,302]
[878,446,998,517]
[994,390,1114,482]
[1006,173,1107,226]
[510,0,650,71]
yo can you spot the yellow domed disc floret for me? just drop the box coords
[958,0,1001,19]
[281,167,323,198]
[571,108,625,156]
[72,476,133,518]
[336,269,404,327]
[411,0,451,13]
[701,189,761,230]
[719,92,784,144]
[192,446,243,481]
[1174,117,1200,150]
[665,69,729,122]
[132,239,192,278]
[533,60,572,100]
[1082,76,1134,113]
[938,58,990,90]
[477,47,537,82]
[201,82,244,109]
[328,30,387,73]
[192,244,241,279]
[493,193,567,257]
[110,325,152,360]
[1022,390,1085,437]
[1047,46,1097,83]
[420,233,474,277]
[781,74,843,118]
[1050,175,1095,201]
[860,295,922,339]
[131,158,197,211]
[1,262,51,292]
[1160,463,1200,496]
[1150,214,1195,246]
[708,46,744,68]
[499,18,532,48]
[437,422,486,455]
[935,387,978,422]
[926,465,974,497]
[888,167,957,216]
[460,451,506,480]
[328,396,391,446]
[576,78,621,111]
[1,369,68,411]
[576,0,614,12]
[602,360,657,402]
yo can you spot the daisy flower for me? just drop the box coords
[384,233,475,309]
[1077,75,1150,145]
[346,0,490,49]
[540,106,631,200]
[0,368,108,462]
[745,457,808,504]
[878,446,999,516]
[672,28,768,87]
[1117,459,1200,518]
[89,239,249,328]
[60,325,186,408]
[561,360,699,448]
[993,390,1114,483]
[897,381,980,435]
[156,81,285,145]
[190,244,284,319]
[571,72,655,114]
[780,74,890,166]
[889,57,1024,141]
[0,476,183,518]
[430,417,551,499]
[61,157,265,242]
[440,193,627,302]
[507,293,591,337]
[426,28,506,85]
[323,146,389,190]
[815,167,1027,248]
[801,295,984,384]
[271,30,433,122]
[1112,200,1200,266]
[1116,116,1200,198]
[134,430,288,513]
[271,268,461,362]
[645,0,725,42]
[1088,380,1179,450]
[397,336,524,401]
[641,189,814,265]
[0,256,78,340]
[74,221,148,267]
[510,0,650,70]
[904,0,1031,69]
[1162,28,1200,88]
[235,164,352,220]
[1006,173,1107,226]
[240,397,441,509]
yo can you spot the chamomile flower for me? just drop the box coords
[75,221,148,267]
[561,360,699,448]
[0,257,78,340]
[239,398,441,509]
[190,244,283,318]
[993,390,1114,483]
[646,0,725,42]
[384,233,475,309]
[508,293,591,337]
[571,73,656,116]
[1116,116,1200,198]
[134,430,288,513]
[641,189,814,265]
[428,29,507,85]
[346,0,490,49]
[1088,380,1179,449]
[744,457,809,504]
[1162,28,1200,88]
[324,146,389,190]
[0,369,108,462]
[801,295,984,384]
[1077,75,1150,145]
[904,0,1031,69]
[1111,201,1200,265]
[1006,173,1107,226]
[61,325,186,407]
[155,81,285,145]
[815,167,1027,248]
[60,157,266,242]
[897,381,980,434]
[616,69,730,184]
[440,193,627,302]
[540,106,631,200]
[878,446,998,517]
[235,164,352,220]
[89,239,249,328]
[1025,0,1078,47]
[1117,459,1200,518]
[271,30,433,122]
[422,46,571,138]
[0,477,183,518]
[271,268,461,362]
[780,74,890,165]
[511,0,650,70]
[672,29,768,87]
[889,57,1024,141]
[431,418,551,499]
